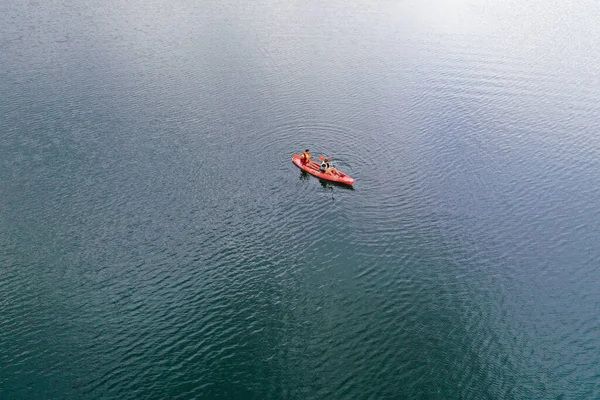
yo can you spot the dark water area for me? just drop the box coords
[1,0,600,398]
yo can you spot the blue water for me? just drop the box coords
[1,0,600,398]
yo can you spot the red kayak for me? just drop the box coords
[292,154,355,185]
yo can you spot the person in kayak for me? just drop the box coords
[320,157,338,175]
[300,149,311,165]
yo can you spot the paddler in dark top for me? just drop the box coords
[320,157,337,174]
[320,158,330,173]
[300,149,311,165]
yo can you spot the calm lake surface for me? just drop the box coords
[1,0,600,398]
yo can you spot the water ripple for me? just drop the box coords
[2,0,600,398]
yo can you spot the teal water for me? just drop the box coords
[2,0,600,398]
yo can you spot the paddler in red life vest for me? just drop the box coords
[300,149,311,165]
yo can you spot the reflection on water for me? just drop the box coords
[299,170,311,181]
[318,178,355,191]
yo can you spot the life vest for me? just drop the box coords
[320,160,329,170]
[301,152,310,163]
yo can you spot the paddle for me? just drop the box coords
[319,155,333,167]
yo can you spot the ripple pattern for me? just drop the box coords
[2,0,600,398]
